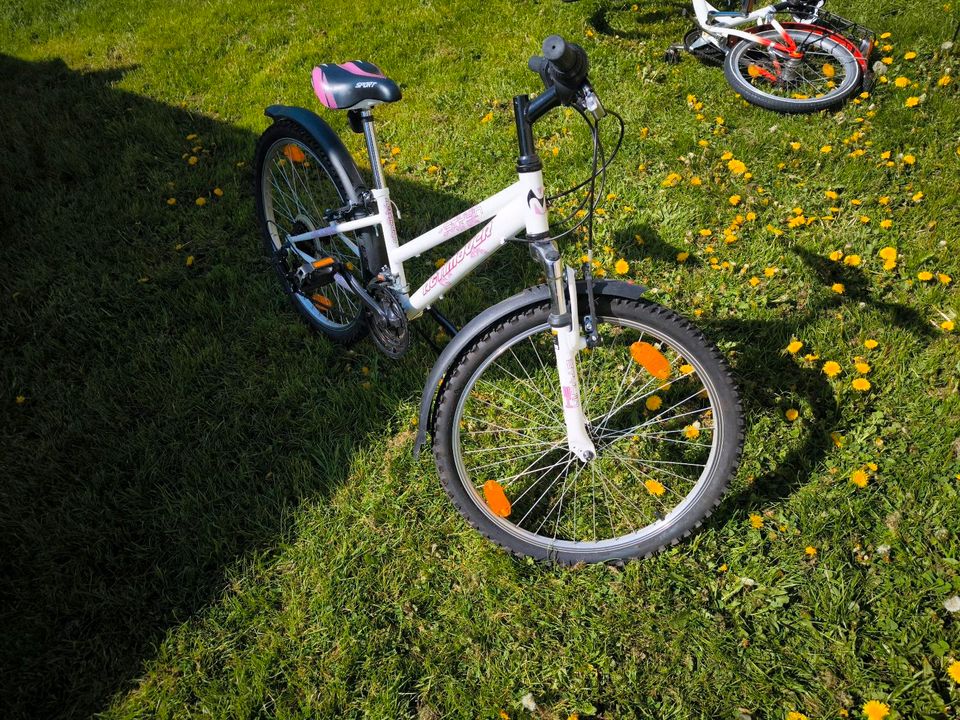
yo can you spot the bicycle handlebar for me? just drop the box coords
[528,34,590,101]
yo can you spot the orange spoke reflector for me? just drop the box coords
[312,257,334,268]
[483,480,512,517]
[630,341,671,380]
[283,144,306,163]
[822,63,836,78]
[748,64,762,78]
[311,294,333,310]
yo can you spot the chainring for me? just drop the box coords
[368,285,410,359]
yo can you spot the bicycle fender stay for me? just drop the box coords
[411,279,646,458]
[264,105,388,273]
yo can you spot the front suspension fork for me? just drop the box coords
[529,240,596,462]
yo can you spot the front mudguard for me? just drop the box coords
[264,105,387,275]
[412,279,646,458]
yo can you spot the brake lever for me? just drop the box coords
[579,83,606,121]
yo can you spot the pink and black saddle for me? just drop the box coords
[311,61,401,111]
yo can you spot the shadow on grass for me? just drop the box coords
[0,54,493,719]
[589,0,690,41]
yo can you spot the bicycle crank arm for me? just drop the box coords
[333,272,391,324]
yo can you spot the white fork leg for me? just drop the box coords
[554,266,596,461]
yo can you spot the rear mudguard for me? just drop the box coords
[412,279,646,457]
[264,105,387,274]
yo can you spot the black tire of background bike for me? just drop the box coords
[722,30,862,114]
[432,294,745,565]
[253,119,368,344]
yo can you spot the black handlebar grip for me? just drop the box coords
[542,35,577,73]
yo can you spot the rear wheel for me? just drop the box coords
[433,293,744,564]
[723,26,862,113]
[254,119,368,343]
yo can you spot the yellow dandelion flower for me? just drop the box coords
[878,195,890,205]
[903,154,916,165]
[938,273,952,284]
[844,254,862,266]
[917,271,933,281]
[912,191,924,202]
[187,155,198,165]
[644,479,666,496]
[804,546,817,557]
[690,176,702,186]
[435,257,446,269]
[195,197,206,206]
[721,151,733,161]
[855,361,871,374]
[878,246,897,269]
[552,146,559,156]
[185,255,195,267]
[166,197,177,206]
[749,276,760,286]
[939,75,953,86]
[948,660,960,683]
[749,514,764,528]
[864,339,879,349]
[727,159,747,175]
[662,172,683,187]
[825,189,839,200]
[880,32,891,39]
[831,431,844,447]
[862,700,889,720]
[851,469,869,487]
[480,111,494,124]
[893,76,911,88]
[905,96,921,108]
[15,395,26,405]
[790,141,802,150]
[684,424,701,439]
[879,219,893,229]
[831,283,845,294]
[822,361,842,378]
[615,258,630,275]
[719,563,728,572]
[942,319,955,332]
[186,133,198,140]
[852,377,871,391]
[698,139,709,147]
[785,408,799,422]
[676,251,690,263]
[820,145,833,153]
[859,215,870,224]
[729,194,742,206]
[645,395,662,411]
[829,250,844,261]
[882,56,894,64]
[904,51,917,60]
[390,146,401,156]
[213,187,224,197]
[698,228,712,237]
[787,713,809,720]
[680,364,694,375]
[786,340,803,354]
[427,165,439,174]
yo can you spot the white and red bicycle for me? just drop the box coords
[254,36,744,564]
[667,0,874,113]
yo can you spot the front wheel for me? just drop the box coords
[433,293,744,564]
[723,26,862,113]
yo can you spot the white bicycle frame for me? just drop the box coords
[691,0,823,45]
[284,111,597,460]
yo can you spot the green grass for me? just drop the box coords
[2,0,960,717]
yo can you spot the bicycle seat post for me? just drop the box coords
[359,109,386,189]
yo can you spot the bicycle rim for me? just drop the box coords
[260,137,363,329]
[449,314,727,553]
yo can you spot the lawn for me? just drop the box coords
[1,0,959,717]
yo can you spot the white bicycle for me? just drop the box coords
[668,0,873,113]
[254,36,744,563]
